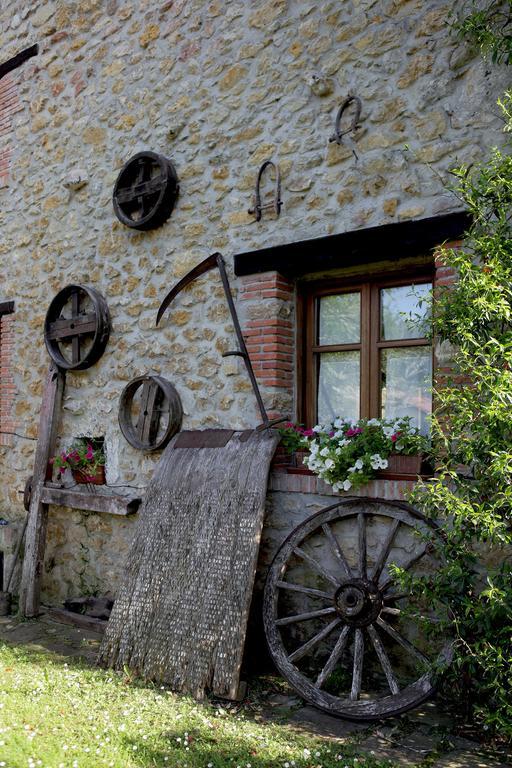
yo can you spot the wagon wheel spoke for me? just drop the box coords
[372,519,400,582]
[381,544,430,592]
[383,591,409,603]
[350,628,364,700]
[288,618,341,664]
[381,606,401,617]
[356,513,367,578]
[276,581,333,601]
[316,625,351,689]
[376,616,429,666]
[322,523,352,579]
[367,624,400,695]
[276,607,337,626]
[293,547,341,588]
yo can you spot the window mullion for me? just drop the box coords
[360,284,371,419]
[368,283,380,419]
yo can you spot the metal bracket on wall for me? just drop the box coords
[329,95,362,145]
[248,160,282,222]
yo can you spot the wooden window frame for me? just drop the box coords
[299,269,433,427]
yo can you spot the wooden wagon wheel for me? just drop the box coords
[263,498,451,721]
[113,151,179,230]
[44,285,111,371]
[118,374,182,452]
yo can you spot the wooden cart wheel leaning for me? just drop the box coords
[263,498,452,720]
[44,285,111,371]
[118,375,183,452]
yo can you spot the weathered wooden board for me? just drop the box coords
[98,429,279,700]
[19,364,65,618]
[40,485,140,516]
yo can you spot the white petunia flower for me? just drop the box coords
[325,458,335,469]
[354,458,364,470]
[320,447,330,457]
[343,478,352,491]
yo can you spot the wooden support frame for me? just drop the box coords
[19,364,66,618]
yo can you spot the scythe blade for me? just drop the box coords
[156,252,270,427]
[156,253,220,326]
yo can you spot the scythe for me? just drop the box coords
[156,252,271,428]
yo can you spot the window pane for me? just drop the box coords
[380,283,431,340]
[381,347,432,435]
[318,351,360,423]
[318,292,360,345]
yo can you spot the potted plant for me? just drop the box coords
[279,417,428,491]
[276,422,315,468]
[51,439,106,485]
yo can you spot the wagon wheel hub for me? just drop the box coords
[334,579,382,626]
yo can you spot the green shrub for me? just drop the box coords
[406,93,512,741]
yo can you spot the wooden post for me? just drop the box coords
[19,364,65,617]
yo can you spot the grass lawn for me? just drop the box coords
[0,640,396,768]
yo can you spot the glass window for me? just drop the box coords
[303,277,432,433]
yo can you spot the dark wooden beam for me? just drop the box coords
[234,212,471,278]
[0,44,39,81]
[46,606,107,634]
[0,301,15,316]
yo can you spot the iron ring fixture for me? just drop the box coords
[329,95,362,145]
[248,159,282,222]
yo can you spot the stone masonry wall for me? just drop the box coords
[0,0,508,601]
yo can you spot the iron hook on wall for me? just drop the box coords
[248,159,282,222]
[329,95,362,145]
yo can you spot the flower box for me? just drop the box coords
[384,453,423,475]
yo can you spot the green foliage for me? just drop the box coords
[454,1,512,64]
[277,422,309,453]
[407,93,512,741]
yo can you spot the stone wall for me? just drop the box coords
[0,0,508,601]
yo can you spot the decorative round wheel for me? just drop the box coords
[118,375,183,452]
[263,499,450,720]
[113,151,179,230]
[44,285,111,371]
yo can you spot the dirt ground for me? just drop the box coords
[0,612,510,768]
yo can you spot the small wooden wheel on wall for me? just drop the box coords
[44,284,111,371]
[112,151,179,230]
[118,374,182,452]
[263,499,451,720]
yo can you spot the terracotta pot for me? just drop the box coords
[72,465,106,485]
[385,453,423,475]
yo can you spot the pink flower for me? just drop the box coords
[302,429,315,437]
[283,422,294,429]
[391,432,401,443]
[85,443,94,460]
[346,427,363,438]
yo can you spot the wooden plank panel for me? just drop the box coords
[99,429,279,700]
